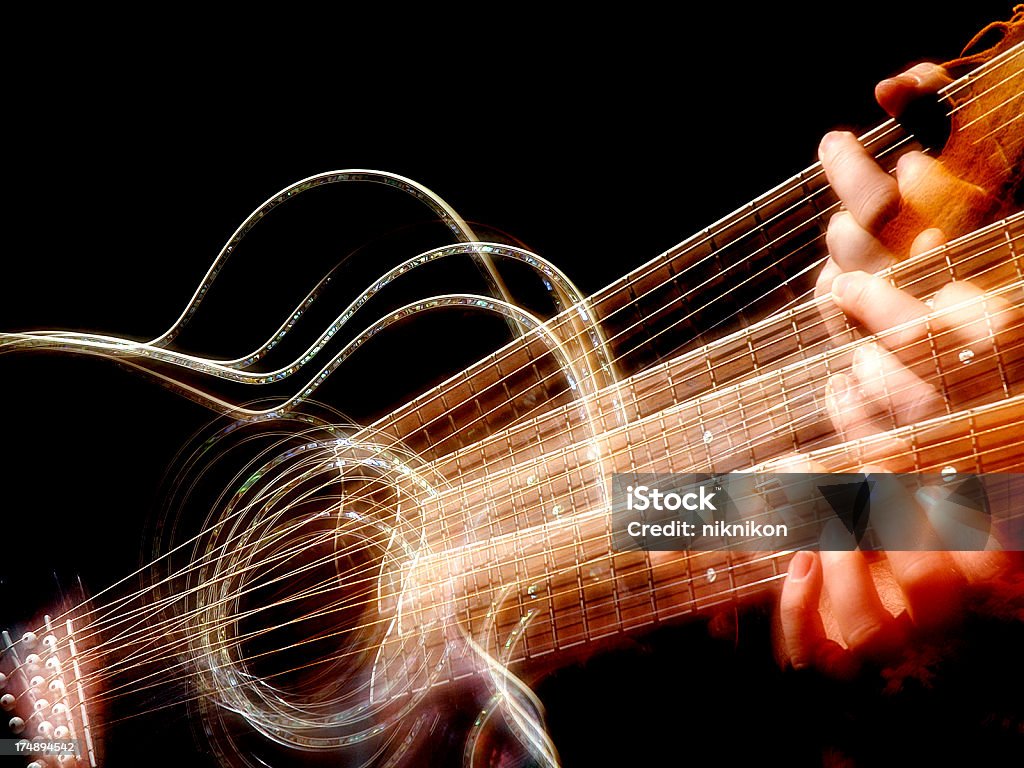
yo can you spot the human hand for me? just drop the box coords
[776,64,1023,678]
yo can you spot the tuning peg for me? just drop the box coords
[7,715,24,734]
[0,693,14,710]
[20,632,37,649]
[36,719,53,737]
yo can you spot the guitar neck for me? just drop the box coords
[404,213,1023,671]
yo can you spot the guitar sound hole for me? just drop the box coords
[233,519,381,697]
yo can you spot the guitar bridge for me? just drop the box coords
[1,616,98,767]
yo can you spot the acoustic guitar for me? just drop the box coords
[1,8,1022,767]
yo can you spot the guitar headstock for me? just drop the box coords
[1,616,98,767]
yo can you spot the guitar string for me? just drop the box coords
[44,228,1019,667]
[12,227,1019,679]
[48,296,1024,700]
[18,227,1024,692]
[0,131,937,651]
[25,350,1024,716]
[68,420,1024,718]
[373,225,1023,475]
[58,431,1024,721]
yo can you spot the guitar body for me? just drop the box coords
[2,5,1023,767]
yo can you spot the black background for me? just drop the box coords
[2,5,1021,766]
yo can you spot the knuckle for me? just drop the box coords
[932,280,973,308]
[856,179,899,232]
[843,616,889,655]
[825,211,852,250]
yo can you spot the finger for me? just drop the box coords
[909,227,946,259]
[780,551,858,678]
[894,151,993,234]
[819,131,899,234]
[815,257,842,301]
[825,210,894,272]
[819,530,906,660]
[874,62,952,117]
[949,549,1013,584]
[928,281,1023,407]
[780,551,825,669]
[851,342,944,425]
[826,371,917,469]
[831,270,930,350]
[826,372,884,441]
[931,280,1020,347]
[914,484,1011,582]
[815,258,861,339]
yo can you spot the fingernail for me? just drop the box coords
[818,131,841,161]
[820,518,856,551]
[831,272,852,301]
[788,550,813,581]
[891,72,921,87]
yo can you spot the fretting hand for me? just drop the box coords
[776,64,1023,679]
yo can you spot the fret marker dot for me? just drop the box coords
[551,504,563,517]
[526,474,538,486]
[702,431,714,444]
[941,465,957,481]
[706,567,717,583]
[958,349,975,364]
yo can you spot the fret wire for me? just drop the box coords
[968,409,981,475]
[568,485,590,649]
[462,364,490,441]
[778,347,799,456]
[1010,225,1024,283]
[984,293,1014,400]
